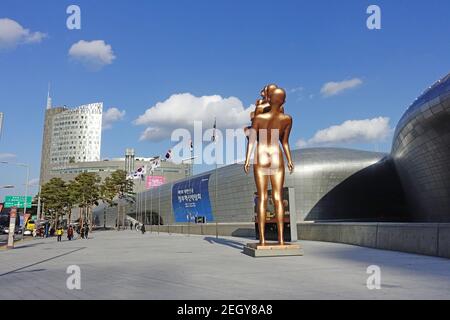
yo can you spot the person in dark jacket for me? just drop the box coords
[84,224,89,239]
[67,225,74,241]
[141,224,146,234]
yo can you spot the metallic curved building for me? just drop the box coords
[392,72,450,222]
[95,72,450,226]
[95,148,407,227]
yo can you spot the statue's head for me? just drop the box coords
[269,88,286,107]
[265,84,278,99]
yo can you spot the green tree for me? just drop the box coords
[64,180,79,224]
[40,178,72,227]
[100,170,134,230]
[71,172,101,229]
[100,176,117,229]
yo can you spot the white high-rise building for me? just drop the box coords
[50,103,103,165]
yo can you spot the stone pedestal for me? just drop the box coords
[243,243,303,258]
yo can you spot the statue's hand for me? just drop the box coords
[288,162,294,174]
[244,162,250,174]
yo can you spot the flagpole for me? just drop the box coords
[139,176,144,224]
[136,181,139,227]
[214,117,219,239]
[215,157,218,239]
[158,171,161,236]
[190,140,194,177]
[144,178,147,227]
[150,170,153,233]
[134,167,139,228]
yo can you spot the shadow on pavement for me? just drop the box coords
[0,247,86,277]
[9,268,46,275]
[9,242,49,250]
[309,243,450,275]
[203,237,245,250]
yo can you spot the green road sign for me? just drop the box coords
[4,196,32,209]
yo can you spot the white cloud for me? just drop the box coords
[290,87,304,93]
[102,107,125,130]
[295,139,308,148]
[135,93,253,141]
[68,40,116,70]
[0,153,17,160]
[297,117,391,147]
[290,86,306,101]
[0,18,47,49]
[320,78,363,97]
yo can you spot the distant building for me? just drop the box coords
[38,90,188,192]
[50,103,102,166]
[39,90,103,185]
[47,156,188,193]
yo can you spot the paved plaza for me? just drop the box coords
[0,230,449,300]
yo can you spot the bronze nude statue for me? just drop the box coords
[244,86,294,246]
[245,84,284,139]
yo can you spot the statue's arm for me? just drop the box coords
[281,117,294,173]
[244,118,258,174]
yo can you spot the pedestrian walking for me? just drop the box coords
[56,226,63,242]
[44,223,49,238]
[67,225,74,241]
[141,223,146,235]
[130,221,133,230]
[84,224,89,239]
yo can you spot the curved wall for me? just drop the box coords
[95,148,408,226]
[392,73,450,222]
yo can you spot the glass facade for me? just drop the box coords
[50,103,102,165]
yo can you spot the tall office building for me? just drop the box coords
[39,91,103,185]
[50,103,102,165]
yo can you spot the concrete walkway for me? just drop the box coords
[0,230,449,300]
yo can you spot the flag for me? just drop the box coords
[149,157,161,174]
[141,165,147,181]
[129,166,146,180]
[165,149,172,160]
[211,118,217,142]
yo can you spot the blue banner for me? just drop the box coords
[172,174,214,223]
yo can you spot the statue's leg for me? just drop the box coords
[270,168,285,245]
[254,166,269,245]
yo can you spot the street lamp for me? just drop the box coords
[24,183,42,221]
[0,161,30,241]
[36,185,42,221]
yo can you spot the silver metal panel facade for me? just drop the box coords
[98,148,406,225]
[392,73,450,222]
[290,149,405,221]
[91,73,450,226]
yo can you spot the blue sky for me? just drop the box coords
[1,0,450,199]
